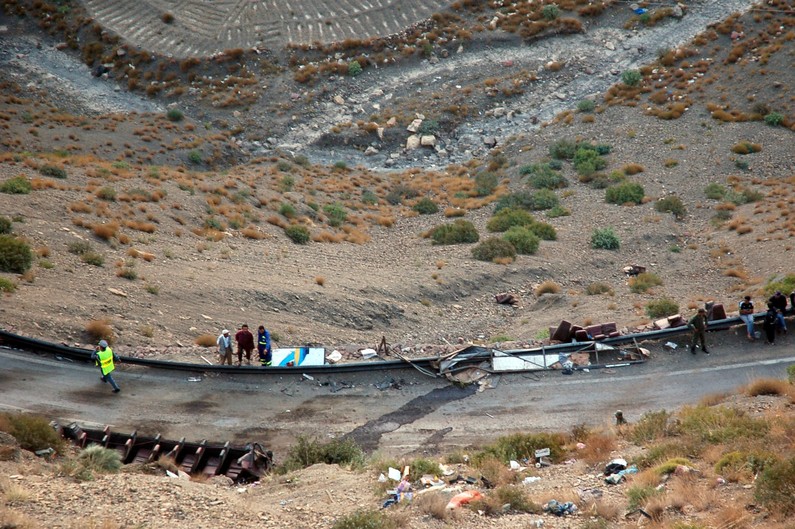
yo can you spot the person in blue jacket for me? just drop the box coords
[257,325,272,366]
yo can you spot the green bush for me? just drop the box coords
[187,150,203,164]
[348,60,362,77]
[418,119,439,135]
[166,108,184,122]
[591,227,620,250]
[764,112,784,127]
[787,364,795,384]
[279,203,296,218]
[333,161,348,170]
[323,203,347,227]
[630,410,676,444]
[542,4,560,20]
[630,272,663,293]
[573,147,606,176]
[704,183,727,200]
[332,509,396,529]
[472,237,516,262]
[622,69,642,86]
[487,208,535,232]
[529,221,557,241]
[282,435,365,473]
[361,189,378,205]
[494,192,534,213]
[549,139,577,160]
[754,456,795,516]
[39,165,67,179]
[0,412,64,453]
[606,182,645,205]
[678,405,769,444]
[1,176,32,194]
[655,196,686,219]
[78,444,123,474]
[0,216,11,234]
[285,224,310,244]
[0,277,16,292]
[546,205,570,218]
[81,251,104,267]
[68,240,92,255]
[474,172,499,196]
[578,99,596,113]
[0,235,33,273]
[626,485,661,510]
[412,197,438,215]
[645,298,679,318]
[204,216,224,230]
[529,189,559,210]
[431,219,479,245]
[96,186,117,201]
[503,226,539,255]
[522,163,568,189]
[763,274,795,297]
[475,432,567,464]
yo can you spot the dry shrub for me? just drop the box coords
[723,268,748,279]
[69,202,93,213]
[312,230,343,243]
[85,319,114,344]
[343,228,371,244]
[266,215,287,228]
[376,216,394,227]
[476,455,516,487]
[745,378,794,399]
[125,220,156,233]
[241,227,264,239]
[315,276,325,286]
[35,246,50,257]
[0,507,39,529]
[710,504,752,529]
[588,500,620,521]
[92,222,119,240]
[195,334,216,347]
[413,491,454,521]
[444,208,467,217]
[155,455,179,473]
[535,280,560,296]
[622,163,645,175]
[668,474,716,512]
[578,432,616,465]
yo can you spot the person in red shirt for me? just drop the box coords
[234,324,255,366]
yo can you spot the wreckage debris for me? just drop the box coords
[56,423,272,483]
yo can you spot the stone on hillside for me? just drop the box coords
[420,135,436,147]
[407,119,423,133]
[406,135,421,150]
[333,95,345,105]
[365,146,379,156]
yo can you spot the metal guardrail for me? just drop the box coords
[0,313,756,376]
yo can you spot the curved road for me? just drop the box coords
[1,332,793,457]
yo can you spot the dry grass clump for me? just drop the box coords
[85,319,114,344]
[475,455,517,488]
[126,248,155,261]
[241,227,265,239]
[622,163,645,175]
[0,507,39,529]
[745,378,794,399]
[195,333,216,347]
[535,280,560,296]
[315,276,325,286]
[92,222,119,240]
[576,431,617,465]
[413,491,456,521]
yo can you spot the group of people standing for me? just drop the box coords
[690,291,792,353]
[216,324,273,366]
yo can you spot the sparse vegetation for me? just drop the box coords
[621,69,642,86]
[166,108,184,122]
[430,220,479,245]
[1,176,32,195]
[0,412,64,453]
[655,196,686,219]
[591,228,620,250]
[645,298,679,318]
[503,226,540,255]
[0,216,12,235]
[412,197,438,215]
[630,272,663,293]
[285,224,310,244]
[281,435,365,473]
[0,235,33,273]
[471,237,516,262]
[763,112,784,127]
[606,182,645,205]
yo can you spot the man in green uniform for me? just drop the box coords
[92,339,121,393]
[688,308,709,355]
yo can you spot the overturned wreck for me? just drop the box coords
[56,423,273,482]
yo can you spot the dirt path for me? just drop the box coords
[3,331,793,457]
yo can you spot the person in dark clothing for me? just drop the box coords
[235,324,255,366]
[738,296,755,340]
[688,308,709,354]
[790,291,795,315]
[257,325,272,366]
[768,291,788,333]
[763,303,778,345]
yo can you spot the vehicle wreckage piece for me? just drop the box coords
[57,423,273,482]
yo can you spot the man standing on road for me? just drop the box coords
[257,325,272,366]
[739,296,755,340]
[688,308,709,355]
[235,324,255,366]
[92,339,121,393]
[217,329,233,365]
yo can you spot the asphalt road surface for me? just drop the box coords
[1,331,793,458]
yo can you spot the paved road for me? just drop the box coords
[1,334,793,457]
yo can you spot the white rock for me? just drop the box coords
[333,95,345,105]
[420,135,436,147]
[407,118,423,133]
[406,135,421,150]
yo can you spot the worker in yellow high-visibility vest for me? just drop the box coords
[92,340,121,393]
